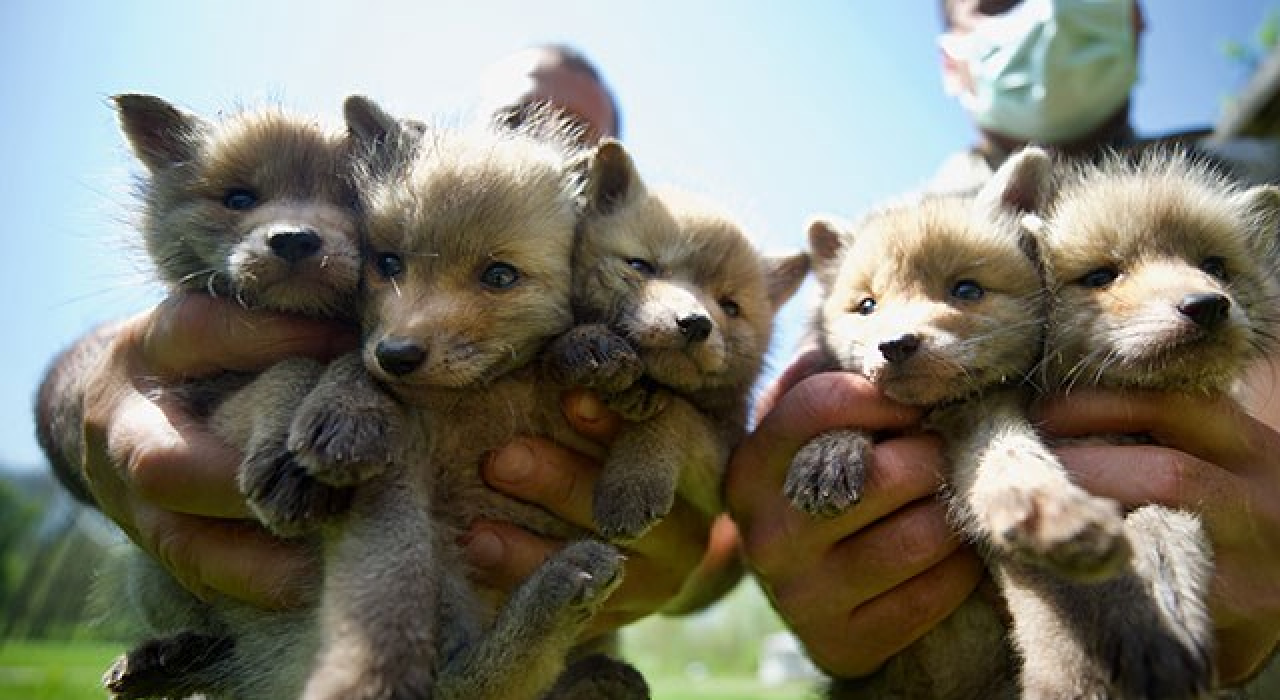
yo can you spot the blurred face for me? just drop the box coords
[939,0,1143,144]
[489,49,618,144]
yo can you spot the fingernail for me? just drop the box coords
[465,529,504,569]
[487,442,535,486]
[568,391,604,424]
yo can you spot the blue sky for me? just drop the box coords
[1,0,1275,470]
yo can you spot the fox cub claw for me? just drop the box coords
[104,632,233,700]
[604,384,669,422]
[545,540,625,618]
[995,483,1131,582]
[288,390,401,487]
[785,429,871,518]
[240,445,353,535]
[545,325,645,393]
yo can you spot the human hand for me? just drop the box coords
[1036,388,1280,684]
[79,293,356,609]
[464,388,727,642]
[724,345,984,678]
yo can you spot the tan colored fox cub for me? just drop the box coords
[794,148,1133,699]
[1004,149,1280,700]
[93,93,378,700]
[280,126,806,699]
[542,139,811,539]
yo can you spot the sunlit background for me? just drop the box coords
[2,1,1277,697]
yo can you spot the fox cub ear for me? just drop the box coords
[113,94,205,172]
[1235,183,1280,266]
[806,215,851,292]
[343,95,423,175]
[584,138,644,216]
[764,251,810,311]
[978,145,1053,218]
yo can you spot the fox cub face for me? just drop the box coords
[115,94,362,317]
[356,118,584,394]
[1036,149,1280,392]
[809,148,1053,406]
[576,140,808,396]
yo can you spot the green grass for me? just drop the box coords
[0,638,821,700]
[0,640,119,700]
[645,675,817,700]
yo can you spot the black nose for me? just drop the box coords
[678,314,713,344]
[1177,293,1230,330]
[376,338,426,376]
[878,334,921,364]
[268,229,323,263]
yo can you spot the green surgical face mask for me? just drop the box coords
[939,0,1138,144]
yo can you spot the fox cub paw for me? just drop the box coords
[240,443,353,535]
[592,464,677,541]
[546,653,651,700]
[104,632,233,700]
[1096,618,1214,700]
[545,325,644,393]
[546,540,625,617]
[993,482,1131,582]
[785,429,872,518]
[288,389,402,487]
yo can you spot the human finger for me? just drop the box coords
[481,437,708,575]
[135,506,317,610]
[140,294,357,380]
[804,549,985,678]
[768,497,968,626]
[725,371,923,518]
[90,388,252,518]
[560,389,624,444]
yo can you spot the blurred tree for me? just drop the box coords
[0,476,40,611]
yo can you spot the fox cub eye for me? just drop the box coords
[481,262,520,289]
[951,279,985,301]
[375,252,404,279]
[855,297,876,315]
[626,258,658,277]
[1078,266,1119,288]
[720,298,741,318]
[1200,256,1228,281]
[222,188,258,211]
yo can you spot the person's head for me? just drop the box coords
[937,0,1145,148]
[476,43,621,145]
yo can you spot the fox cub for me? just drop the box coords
[280,120,806,698]
[1008,148,1280,699]
[95,94,386,700]
[794,148,1134,699]
[543,139,810,539]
